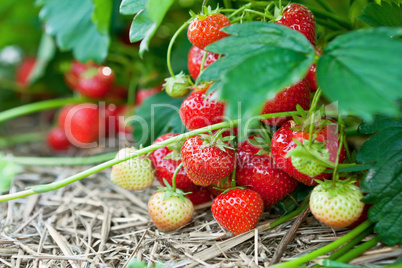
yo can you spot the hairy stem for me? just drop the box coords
[0,98,82,124]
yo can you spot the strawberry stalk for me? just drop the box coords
[0,110,340,203]
[0,132,44,148]
[270,220,373,268]
[167,21,191,78]
[335,236,379,263]
[0,97,82,124]
[171,162,184,192]
[265,200,309,230]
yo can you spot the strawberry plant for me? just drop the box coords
[0,0,401,266]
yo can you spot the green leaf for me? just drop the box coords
[317,27,402,120]
[129,10,155,42]
[147,0,174,24]
[29,33,56,84]
[132,91,185,147]
[92,0,112,35]
[359,2,402,27]
[197,22,315,138]
[276,184,312,215]
[0,155,22,194]
[358,113,402,134]
[120,0,146,15]
[38,0,110,63]
[358,117,402,245]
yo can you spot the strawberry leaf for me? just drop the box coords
[37,0,110,63]
[120,0,146,15]
[132,91,185,147]
[317,27,402,120]
[197,22,315,139]
[358,2,402,27]
[358,116,402,245]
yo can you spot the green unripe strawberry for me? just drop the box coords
[290,142,329,177]
[111,148,154,190]
[148,190,194,232]
[310,180,364,228]
[163,72,191,98]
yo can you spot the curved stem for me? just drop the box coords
[335,236,379,263]
[0,97,82,124]
[10,152,116,166]
[171,162,183,192]
[244,9,274,20]
[211,127,227,144]
[227,3,251,19]
[270,220,373,268]
[199,51,208,74]
[265,199,309,230]
[167,21,191,78]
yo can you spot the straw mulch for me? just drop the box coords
[0,116,401,267]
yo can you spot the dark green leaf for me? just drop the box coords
[38,0,110,63]
[317,27,402,120]
[358,114,402,134]
[359,2,402,27]
[29,33,56,84]
[132,91,185,147]
[92,0,112,35]
[197,23,315,138]
[120,0,146,15]
[358,117,402,245]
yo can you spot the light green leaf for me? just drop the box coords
[129,10,155,42]
[359,2,402,27]
[317,27,402,120]
[29,33,56,84]
[147,0,174,24]
[38,0,110,63]
[92,0,112,35]
[120,0,146,15]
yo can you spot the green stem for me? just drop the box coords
[223,0,232,9]
[307,6,352,30]
[0,110,341,203]
[316,18,344,31]
[314,0,335,14]
[167,21,190,78]
[127,75,138,106]
[227,3,251,19]
[328,226,374,261]
[265,200,309,230]
[335,236,379,263]
[199,50,208,74]
[211,127,228,144]
[171,162,183,192]
[10,152,116,166]
[244,9,274,20]
[332,122,344,181]
[0,132,45,148]
[270,220,373,268]
[0,98,82,124]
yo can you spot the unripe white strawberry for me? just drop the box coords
[148,191,194,232]
[310,181,364,228]
[111,148,154,190]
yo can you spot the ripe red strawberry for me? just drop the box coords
[135,86,161,106]
[16,57,36,88]
[181,134,235,186]
[149,133,197,192]
[271,119,346,186]
[310,180,364,228]
[276,3,316,46]
[106,85,128,101]
[47,127,71,151]
[188,46,220,80]
[76,66,115,98]
[187,13,231,50]
[212,188,263,235]
[186,187,213,206]
[111,148,154,190]
[64,60,94,90]
[306,49,321,91]
[261,78,310,126]
[180,86,225,130]
[148,190,194,232]
[236,138,298,207]
[60,104,102,145]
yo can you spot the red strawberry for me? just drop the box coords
[236,138,299,207]
[77,66,115,99]
[180,86,225,130]
[58,105,74,130]
[149,133,197,192]
[208,177,232,197]
[186,187,213,206]
[47,127,71,151]
[276,3,316,46]
[188,46,220,80]
[212,188,263,235]
[64,60,94,90]
[306,49,321,91]
[111,148,154,191]
[188,13,231,50]
[16,57,36,88]
[106,85,128,101]
[310,180,364,228]
[271,119,346,186]
[261,78,310,126]
[61,104,102,145]
[181,134,235,186]
[148,190,194,232]
[135,87,161,106]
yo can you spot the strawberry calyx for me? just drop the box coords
[247,128,272,156]
[159,162,191,203]
[81,67,99,80]
[198,128,235,152]
[164,140,185,161]
[315,177,358,199]
[189,5,221,21]
[163,72,192,98]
